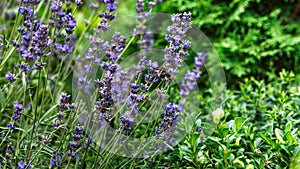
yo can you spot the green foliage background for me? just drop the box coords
[156,0,300,87]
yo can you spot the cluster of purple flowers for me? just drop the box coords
[1,143,13,167]
[7,102,23,130]
[68,124,83,159]
[179,52,207,98]
[5,71,17,83]
[17,161,32,169]
[111,70,132,104]
[50,150,62,167]
[119,111,135,131]
[133,0,161,36]
[96,0,118,32]
[163,12,192,78]
[50,1,76,55]
[104,32,127,61]
[54,93,72,129]
[155,103,182,138]
[15,1,52,71]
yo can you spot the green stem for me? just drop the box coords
[27,71,41,160]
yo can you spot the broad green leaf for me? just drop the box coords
[257,132,275,148]
[235,117,244,131]
[285,121,292,132]
[284,132,294,145]
[233,158,244,168]
[275,128,284,143]
[180,145,192,155]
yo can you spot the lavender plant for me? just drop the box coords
[0,0,215,168]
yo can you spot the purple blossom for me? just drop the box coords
[5,71,17,82]
[74,0,83,6]
[7,123,15,130]
[18,63,30,72]
[50,150,61,167]
[194,52,207,69]
[8,101,23,126]
[155,103,181,137]
[179,70,201,98]
[104,0,118,11]
[32,62,45,70]
[163,12,192,78]
[17,161,32,169]
[13,102,23,111]
[119,111,134,131]
[17,161,25,169]
[68,124,83,159]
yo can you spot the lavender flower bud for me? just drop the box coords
[50,150,61,167]
[5,71,17,82]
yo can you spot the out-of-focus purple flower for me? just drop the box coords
[3,143,14,162]
[32,62,45,70]
[5,71,17,82]
[119,111,134,131]
[7,123,15,130]
[74,0,83,6]
[137,29,154,51]
[18,161,25,169]
[179,70,201,98]
[18,63,30,72]
[194,52,207,69]
[17,161,32,169]
[50,2,59,12]
[197,126,204,134]
[14,102,23,111]
[103,0,118,11]
[8,101,23,127]
[84,135,94,147]
[50,150,61,167]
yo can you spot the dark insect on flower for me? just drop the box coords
[157,66,172,83]
[5,71,17,82]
